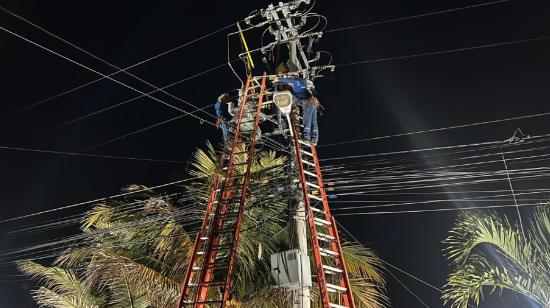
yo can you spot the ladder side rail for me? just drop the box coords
[330,216,356,308]
[193,77,253,306]
[221,74,267,305]
[195,177,235,307]
[310,145,356,308]
[290,113,331,308]
[177,175,221,307]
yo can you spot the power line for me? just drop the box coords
[323,146,550,192]
[336,35,550,68]
[0,145,185,164]
[0,176,205,224]
[0,10,234,119]
[334,202,543,216]
[322,133,550,168]
[382,260,443,293]
[321,139,501,161]
[337,221,444,293]
[0,25,217,126]
[386,270,430,308]
[332,191,548,212]
[79,110,213,153]
[39,62,229,135]
[326,0,511,33]
[320,105,550,148]
[0,5,217,122]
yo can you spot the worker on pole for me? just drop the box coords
[274,65,320,145]
[215,93,230,143]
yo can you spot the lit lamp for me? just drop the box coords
[273,90,293,115]
[273,89,294,136]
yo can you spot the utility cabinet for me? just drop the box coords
[270,249,312,290]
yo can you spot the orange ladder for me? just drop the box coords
[177,74,267,307]
[290,112,355,308]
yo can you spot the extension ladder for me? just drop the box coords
[177,74,267,307]
[290,113,356,308]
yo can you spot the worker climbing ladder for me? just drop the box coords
[177,75,267,308]
[290,114,355,308]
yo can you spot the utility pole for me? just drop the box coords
[262,4,312,306]
[178,2,351,307]
[256,2,333,307]
[289,38,311,308]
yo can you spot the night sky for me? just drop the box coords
[1,0,550,307]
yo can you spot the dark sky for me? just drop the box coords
[0,0,549,307]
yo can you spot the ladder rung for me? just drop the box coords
[230,162,249,167]
[219,187,242,194]
[298,139,312,146]
[311,207,326,214]
[323,265,343,274]
[216,211,241,219]
[314,217,331,226]
[304,170,317,177]
[318,233,335,243]
[205,261,229,270]
[308,194,323,201]
[326,283,347,293]
[199,281,226,287]
[200,236,209,240]
[193,300,224,305]
[329,303,349,308]
[183,300,223,305]
[302,159,315,167]
[239,118,258,123]
[214,227,236,234]
[210,244,233,251]
[320,248,339,257]
[225,174,245,179]
[306,181,320,189]
[301,149,314,157]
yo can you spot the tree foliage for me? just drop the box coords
[21,142,387,307]
[442,204,550,308]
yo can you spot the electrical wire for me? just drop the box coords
[320,132,550,161]
[321,106,550,149]
[0,182,286,265]
[0,176,206,225]
[387,270,430,308]
[336,221,445,293]
[0,5,218,122]
[326,0,512,34]
[335,36,550,68]
[334,202,544,216]
[0,25,216,126]
[0,144,185,164]
[0,14,235,119]
[40,62,230,135]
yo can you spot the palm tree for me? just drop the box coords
[20,142,388,307]
[442,204,550,308]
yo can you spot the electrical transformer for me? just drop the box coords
[270,249,312,290]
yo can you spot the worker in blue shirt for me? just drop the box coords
[276,73,320,145]
[214,93,230,143]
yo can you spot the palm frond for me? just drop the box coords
[442,204,550,307]
[18,261,103,307]
[32,287,100,308]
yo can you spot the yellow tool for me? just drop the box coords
[237,22,255,70]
